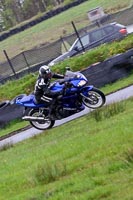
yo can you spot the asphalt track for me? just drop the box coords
[0,25,133,148]
[0,85,133,148]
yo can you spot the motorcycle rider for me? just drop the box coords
[34,65,64,119]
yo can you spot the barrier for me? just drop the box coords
[0,100,10,109]
[0,1,132,42]
[0,0,88,42]
[0,50,133,128]
[82,51,133,87]
[0,103,23,128]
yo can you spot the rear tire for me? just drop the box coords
[28,109,55,130]
[81,87,106,109]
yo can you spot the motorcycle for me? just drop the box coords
[15,69,106,130]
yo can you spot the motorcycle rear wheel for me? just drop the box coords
[82,87,106,109]
[28,109,55,130]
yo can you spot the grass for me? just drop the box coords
[0,73,36,101]
[0,96,133,199]
[52,33,133,73]
[90,101,126,121]
[0,32,133,102]
[0,70,133,138]
[0,119,29,138]
[0,1,133,198]
[101,71,133,95]
[0,0,131,61]
[0,1,133,102]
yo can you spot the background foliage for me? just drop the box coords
[0,0,73,30]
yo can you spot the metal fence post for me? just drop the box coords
[22,52,30,69]
[3,50,17,78]
[60,36,68,52]
[71,21,85,53]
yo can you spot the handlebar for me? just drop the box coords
[59,77,71,85]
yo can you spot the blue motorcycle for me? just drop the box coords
[16,69,106,130]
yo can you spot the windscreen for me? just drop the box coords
[65,70,86,80]
[65,70,77,78]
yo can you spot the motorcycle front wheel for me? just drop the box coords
[81,87,106,109]
[28,109,55,130]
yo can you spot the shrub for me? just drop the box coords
[0,143,14,152]
[52,34,133,74]
[34,160,67,185]
[90,101,126,122]
[124,148,133,166]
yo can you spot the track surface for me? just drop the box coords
[0,85,133,148]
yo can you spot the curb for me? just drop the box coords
[0,84,133,142]
[0,125,32,141]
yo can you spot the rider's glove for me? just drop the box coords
[65,82,73,88]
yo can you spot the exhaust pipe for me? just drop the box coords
[22,116,45,122]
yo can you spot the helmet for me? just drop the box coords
[39,65,52,79]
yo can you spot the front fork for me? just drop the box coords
[80,86,94,99]
[80,92,95,103]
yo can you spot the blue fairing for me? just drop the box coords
[16,94,46,108]
[15,71,93,109]
[50,82,64,92]
[50,79,83,93]
[80,85,93,94]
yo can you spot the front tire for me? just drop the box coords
[81,87,106,109]
[28,109,55,130]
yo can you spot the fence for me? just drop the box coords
[0,48,133,128]
[0,0,88,42]
[0,4,133,84]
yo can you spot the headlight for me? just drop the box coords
[78,80,87,87]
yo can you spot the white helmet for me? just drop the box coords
[39,65,52,79]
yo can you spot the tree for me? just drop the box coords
[10,0,24,23]
[0,0,66,30]
[22,0,49,20]
[0,0,25,29]
[0,0,15,29]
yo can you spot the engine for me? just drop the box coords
[55,105,78,119]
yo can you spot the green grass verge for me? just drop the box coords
[0,119,29,138]
[0,33,133,102]
[0,97,133,200]
[52,33,133,73]
[0,70,133,138]
[0,0,131,61]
